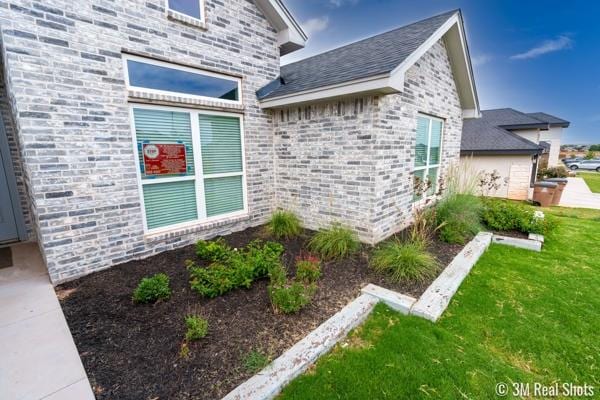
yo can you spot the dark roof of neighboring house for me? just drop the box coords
[479,108,549,130]
[461,116,543,155]
[257,10,459,100]
[527,112,570,127]
[539,140,551,153]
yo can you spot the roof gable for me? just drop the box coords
[480,108,548,130]
[461,118,542,155]
[254,0,307,56]
[257,9,479,116]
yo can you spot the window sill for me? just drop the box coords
[128,90,245,112]
[143,213,250,242]
[167,9,207,30]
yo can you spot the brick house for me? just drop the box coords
[0,1,479,284]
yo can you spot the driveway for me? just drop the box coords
[559,177,600,209]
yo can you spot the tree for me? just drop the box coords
[584,150,596,160]
[589,144,600,151]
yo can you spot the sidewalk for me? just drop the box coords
[0,242,94,400]
[559,177,600,210]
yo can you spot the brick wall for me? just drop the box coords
[0,0,280,283]
[273,39,463,243]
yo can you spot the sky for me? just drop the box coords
[282,0,600,144]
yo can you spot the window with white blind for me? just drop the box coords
[413,115,443,201]
[131,105,246,232]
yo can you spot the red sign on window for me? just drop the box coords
[142,143,187,176]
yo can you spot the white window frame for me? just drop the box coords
[129,103,248,235]
[165,0,206,25]
[123,54,242,105]
[413,114,444,200]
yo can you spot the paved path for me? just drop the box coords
[0,242,94,400]
[559,177,600,210]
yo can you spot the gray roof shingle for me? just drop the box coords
[257,10,459,100]
[527,112,570,127]
[461,116,543,155]
[479,108,548,129]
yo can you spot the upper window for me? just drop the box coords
[413,115,443,201]
[167,0,205,22]
[124,55,240,103]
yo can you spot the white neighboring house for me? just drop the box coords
[461,108,569,200]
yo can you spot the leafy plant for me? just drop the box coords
[537,166,569,180]
[196,238,232,262]
[436,194,482,244]
[481,198,557,235]
[243,350,270,373]
[370,240,438,283]
[132,273,171,304]
[295,254,321,283]
[188,240,284,298]
[268,280,317,314]
[308,224,360,261]
[268,210,302,239]
[185,315,209,341]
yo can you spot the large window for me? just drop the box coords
[124,55,240,103]
[167,0,205,22]
[413,115,443,201]
[132,105,246,232]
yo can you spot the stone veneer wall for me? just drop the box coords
[0,0,280,283]
[273,39,462,243]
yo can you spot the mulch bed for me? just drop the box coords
[57,226,464,400]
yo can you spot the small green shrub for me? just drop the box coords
[185,315,208,341]
[196,238,232,262]
[295,254,321,283]
[188,240,284,298]
[132,273,171,304]
[243,350,270,373]
[308,224,360,260]
[370,240,438,283]
[268,210,302,239]
[436,194,482,244]
[481,198,557,235]
[268,281,317,314]
[537,166,569,180]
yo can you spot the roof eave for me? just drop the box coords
[461,149,542,156]
[255,0,307,56]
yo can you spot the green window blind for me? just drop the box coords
[198,115,242,174]
[415,117,429,167]
[142,180,198,229]
[429,120,442,164]
[204,175,244,217]
[133,108,194,178]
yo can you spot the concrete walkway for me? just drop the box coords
[559,177,600,210]
[0,242,94,400]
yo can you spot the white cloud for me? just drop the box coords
[510,35,573,60]
[301,16,330,36]
[471,54,493,66]
[329,0,359,8]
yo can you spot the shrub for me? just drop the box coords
[243,350,270,373]
[295,254,321,283]
[184,315,209,341]
[196,238,232,262]
[308,224,360,260]
[537,166,569,180]
[481,198,557,235]
[268,281,317,314]
[267,210,302,239]
[436,194,482,244]
[188,240,284,298]
[132,273,171,304]
[370,240,438,283]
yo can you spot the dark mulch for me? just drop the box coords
[57,226,464,400]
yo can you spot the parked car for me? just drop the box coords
[563,157,583,165]
[568,160,600,171]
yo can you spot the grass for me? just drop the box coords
[578,171,600,193]
[242,350,270,373]
[268,210,302,239]
[370,239,438,283]
[308,224,360,260]
[279,206,600,399]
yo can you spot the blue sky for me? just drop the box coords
[282,0,600,144]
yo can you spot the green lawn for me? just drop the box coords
[279,207,600,399]
[579,172,600,193]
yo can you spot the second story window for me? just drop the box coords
[167,0,205,22]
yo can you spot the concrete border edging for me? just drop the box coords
[222,293,379,400]
[410,232,493,322]
[492,234,542,252]
[361,284,416,314]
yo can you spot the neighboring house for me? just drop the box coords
[0,2,478,284]
[461,108,570,200]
